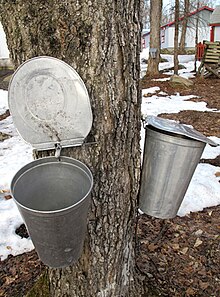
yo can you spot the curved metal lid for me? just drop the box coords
[8,56,93,150]
[146,116,218,147]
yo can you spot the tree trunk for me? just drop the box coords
[0,1,144,296]
[146,0,162,76]
[194,0,200,72]
[179,0,189,54]
[174,0,180,75]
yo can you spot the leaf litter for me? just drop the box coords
[0,58,220,296]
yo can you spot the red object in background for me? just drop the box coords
[210,26,214,42]
[196,42,205,61]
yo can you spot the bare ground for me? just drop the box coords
[0,73,219,296]
[137,206,220,297]
[139,75,220,297]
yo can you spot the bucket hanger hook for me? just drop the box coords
[55,143,62,161]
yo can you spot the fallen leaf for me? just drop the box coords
[186,287,195,296]
[199,281,209,290]
[183,266,194,274]
[171,243,180,250]
[215,171,220,177]
[194,229,203,236]
[198,268,207,276]
[194,238,203,248]
[194,262,199,268]
[0,132,11,141]
[5,276,16,286]
[180,247,189,254]
[148,243,158,251]
[6,246,12,250]
[146,273,153,278]
[0,189,9,193]
[4,194,12,200]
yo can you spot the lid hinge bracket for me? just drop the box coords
[55,143,62,161]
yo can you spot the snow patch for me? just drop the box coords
[0,54,219,260]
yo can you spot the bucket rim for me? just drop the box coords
[10,156,93,214]
[145,126,206,148]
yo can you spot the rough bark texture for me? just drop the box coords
[0,0,144,296]
[179,0,189,54]
[146,0,162,76]
[174,0,180,75]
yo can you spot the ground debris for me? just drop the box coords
[159,110,220,138]
[0,132,11,141]
[0,250,45,297]
[136,206,220,297]
[0,71,219,297]
[0,109,10,121]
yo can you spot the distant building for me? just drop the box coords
[142,6,214,49]
[209,5,220,42]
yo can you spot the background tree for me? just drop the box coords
[146,0,163,76]
[162,0,216,25]
[143,0,150,29]
[189,0,216,9]
[179,0,190,53]
[162,1,175,24]
[0,1,145,296]
[194,0,200,72]
[174,0,180,74]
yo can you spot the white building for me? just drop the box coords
[210,5,220,41]
[143,6,214,49]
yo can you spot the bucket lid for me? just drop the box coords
[146,116,218,147]
[8,56,93,150]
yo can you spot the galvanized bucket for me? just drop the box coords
[139,126,206,219]
[11,156,93,268]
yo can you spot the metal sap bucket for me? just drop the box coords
[11,156,93,268]
[139,127,205,219]
[139,116,218,219]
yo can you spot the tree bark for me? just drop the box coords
[174,0,180,75]
[146,0,162,77]
[179,0,189,54]
[0,1,144,296]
